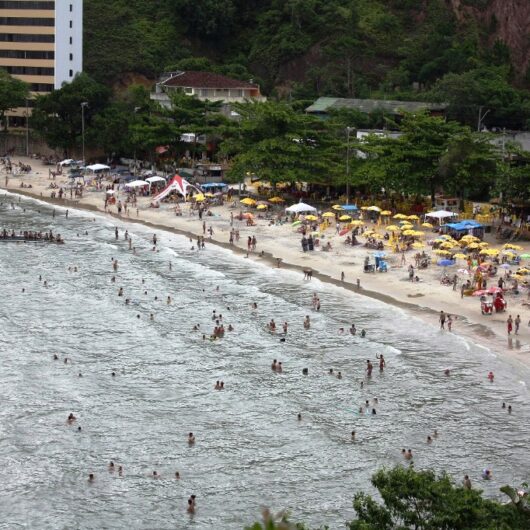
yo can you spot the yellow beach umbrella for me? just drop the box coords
[194,193,205,202]
[305,214,318,221]
[332,204,343,211]
[401,224,414,230]
[386,225,400,231]
[434,249,451,255]
[402,229,416,236]
[393,213,407,219]
[504,243,523,250]
[478,242,489,248]
[322,212,336,218]
[421,222,433,228]
[407,215,419,221]
[240,197,256,206]
[381,210,392,216]
[412,242,425,249]
[339,215,352,221]
[467,243,480,249]
[269,196,284,203]
[454,253,467,259]
[256,204,268,210]
[351,220,364,226]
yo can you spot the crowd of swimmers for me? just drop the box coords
[1,228,64,242]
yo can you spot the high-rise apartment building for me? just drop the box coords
[0,0,83,126]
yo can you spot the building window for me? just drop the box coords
[6,65,54,76]
[69,69,73,77]
[69,53,73,61]
[0,50,54,59]
[0,33,54,43]
[0,17,54,26]
[70,4,73,12]
[0,1,55,8]
[69,37,72,44]
[69,20,72,28]
[184,87,193,94]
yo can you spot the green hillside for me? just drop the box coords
[84,0,528,92]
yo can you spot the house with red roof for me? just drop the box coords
[151,71,265,109]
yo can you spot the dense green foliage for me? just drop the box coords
[0,69,29,130]
[83,0,530,129]
[246,467,530,530]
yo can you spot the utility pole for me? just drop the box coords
[477,106,490,132]
[345,127,354,205]
[81,101,88,163]
[25,99,29,157]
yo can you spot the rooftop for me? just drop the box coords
[306,97,447,114]
[159,71,259,90]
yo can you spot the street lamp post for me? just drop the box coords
[81,102,88,163]
[25,99,29,157]
[345,127,354,205]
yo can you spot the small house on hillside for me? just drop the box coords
[151,71,266,110]
[305,97,447,119]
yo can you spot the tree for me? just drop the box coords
[221,100,343,186]
[31,73,110,156]
[348,466,530,530]
[425,66,530,130]
[0,69,29,131]
[360,113,499,203]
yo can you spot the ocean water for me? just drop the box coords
[1,193,529,530]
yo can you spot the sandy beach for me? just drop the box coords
[2,157,530,370]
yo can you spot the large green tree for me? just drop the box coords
[359,113,499,202]
[0,69,29,131]
[348,466,530,530]
[31,73,110,156]
[221,100,343,186]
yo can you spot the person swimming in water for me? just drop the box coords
[366,360,373,377]
[377,354,385,371]
[303,315,310,329]
[283,322,288,333]
[188,432,195,445]
[67,413,76,424]
[268,319,276,332]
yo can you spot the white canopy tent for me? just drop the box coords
[145,176,166,184]
[285,202,317,213]
[86,163,110,172]
[125,180,149,188]
[425,210,458,219]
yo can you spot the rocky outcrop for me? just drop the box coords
[449,0,530,75]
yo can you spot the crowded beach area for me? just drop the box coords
[2,155,530,370]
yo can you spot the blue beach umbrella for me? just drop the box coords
[438,259,455,267]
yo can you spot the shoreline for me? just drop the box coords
[2,183,528,373]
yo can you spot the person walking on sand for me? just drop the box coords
[515,314,521,334]
[507,314,513,335]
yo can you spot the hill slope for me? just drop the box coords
[84,0,529,97]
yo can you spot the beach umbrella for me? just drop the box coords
[401,224,414,231]
[407,215,419,221]
[322,212,336,218]
[194,193,205,202]
[339,215,352,221]
[351,220,364,226]
[332,204,343,211]
[386,225,400,231]
[269,197,284,203]
[520,253,530,258]
[434,249,451,256]
[380,210,392,216]
[467,243,480,249]
[402,229,416,236]
[421,222,433,228]
[305,215,318,221]
[438,259,455,266]
[412,242,425,249]
[360,206,369,210]
[367,205,381,212]
[393,213,407,219]
[291,221,301,227]
[240,197,256,206]
[504,243,523,250]
[517,267,530,274]
[256,204,268,210]
[454,253,467,259]
[500,263,511,269]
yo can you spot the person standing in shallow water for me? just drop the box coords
[439,311,446,330]
[507,315,513,335]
